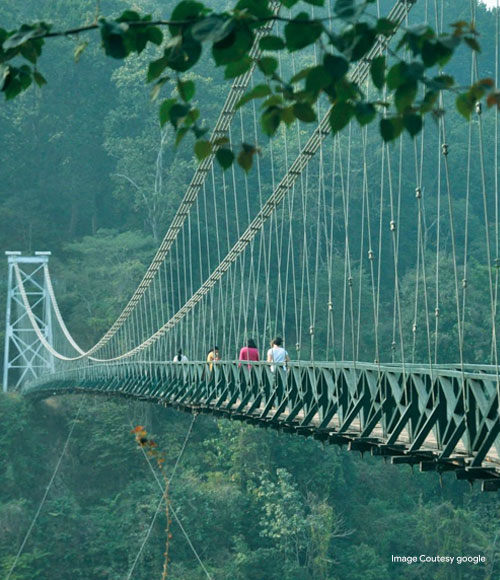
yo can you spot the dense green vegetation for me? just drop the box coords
[1,0,500,578]
[1,394,500,579]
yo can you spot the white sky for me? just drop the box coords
[481,0,498,8]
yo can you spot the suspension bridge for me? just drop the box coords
[3,0,500,491]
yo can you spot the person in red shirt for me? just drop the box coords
[239,338,259,369]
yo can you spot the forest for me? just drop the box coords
[2,0,500,578]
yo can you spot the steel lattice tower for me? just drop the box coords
[3,251,54,392]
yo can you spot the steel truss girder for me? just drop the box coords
[25,360,500,488]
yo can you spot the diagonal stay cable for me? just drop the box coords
[6,399,84,580]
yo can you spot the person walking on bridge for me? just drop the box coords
[267,336,290,373]
[207,346,220,372]
[239,338,259,369]
[173,348,188,362]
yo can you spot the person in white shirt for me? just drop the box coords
[173,348,188,362]
[266,336,290,372]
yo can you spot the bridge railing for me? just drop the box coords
[23,359,500,476]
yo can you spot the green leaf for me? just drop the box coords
[290,66,313,84]
[281,106,295,125]
[284,13,323,52]
[329,101,354,133]
[159,98,177,127]
[146,27,164,46]
[279,0,300,8]
[376,18,396,36]
[261,107,281,135]
[303,0,324,6]
[225,56,253,79]
[259,36,285,51]
[212,21,254,65]
[293,102,316,122]
[116,10,141,22]
[178,79,195,101]
[421,39,456,68]
[380,116,403,141]
[18,65,32,90]
[237,149,254,172]
[147,57,168,82]
[305,65,330,94]
[386,63,404,90]
[165,36,202,72]
[403,113,422,136]
[193,124,207,138]
[3,26,45,50]
[370,56,385,90]
[262,95,283,107]
[349,23,376,61]
[33,71,46,87]
[354,102,376,125]
[185,106,200,126]
[175,127,190,145]
[20,42,39,64]
[194,139,212,160]
[0,28,7,45]
[420,90,438,113]
[99,20,128,59]
[169,1,205,35]
[235,0,273,19]
[236,83,271,108]
[456,92,474,119]
[170,103,191,127]
[334,0,356,19]
[394,80,417,113]
[426,74,454,91]
[4,77,23,100]
[323,54,349,83]
[216,148,235,169]
[258,57,278,77]
[464,36,481,52]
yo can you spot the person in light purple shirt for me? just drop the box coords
[239,338,259,368]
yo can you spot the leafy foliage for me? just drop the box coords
[1,396,500,579]
[2,0,500,171]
